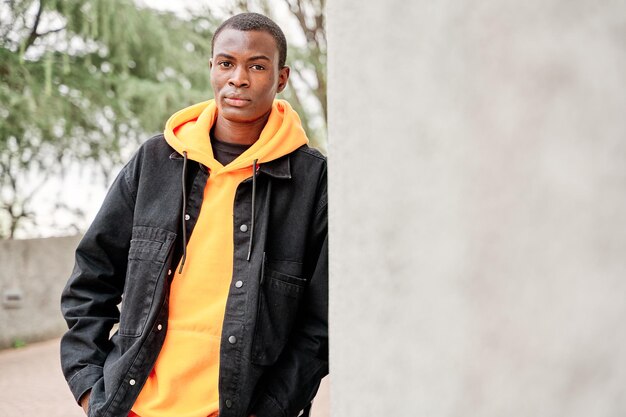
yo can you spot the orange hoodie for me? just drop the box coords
[130,99,308,417]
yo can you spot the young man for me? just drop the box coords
[60,13,328,417]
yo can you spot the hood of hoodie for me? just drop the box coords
[164,99,308,174]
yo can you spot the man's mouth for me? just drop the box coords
[224,95,250,107]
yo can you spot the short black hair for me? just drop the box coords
[211,13,288,68]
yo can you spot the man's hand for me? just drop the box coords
[79,390,91,415]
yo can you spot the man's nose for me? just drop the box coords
[228,66,249,88]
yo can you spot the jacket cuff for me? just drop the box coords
[67,365,103,405]
[253,393,287,417]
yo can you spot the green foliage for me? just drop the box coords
[0,0,214,237]
[12,338,27,349]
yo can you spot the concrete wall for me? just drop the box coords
[327,1,626,416]
[0,236,80,349]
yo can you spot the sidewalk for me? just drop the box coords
[0,338,83,417]
[0,338,328,416]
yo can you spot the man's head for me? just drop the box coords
[212,13,288,69]
[209,13,290,126]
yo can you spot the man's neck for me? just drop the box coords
[212,113,271,145]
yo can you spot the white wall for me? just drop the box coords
[327,1,626,415]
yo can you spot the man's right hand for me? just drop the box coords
[79,390,91,415]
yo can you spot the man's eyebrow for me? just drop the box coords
[248,55,271,62]
[213,53,271,62]
[214,53,236,60]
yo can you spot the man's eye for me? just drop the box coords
[251,64,265,70]
[219,62,232,68]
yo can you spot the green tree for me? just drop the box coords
[0,0,215,238]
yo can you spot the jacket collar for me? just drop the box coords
[169,151,291,179]
[258,155,291,179]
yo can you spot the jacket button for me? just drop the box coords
[129,379,136,386]
[167,269,172,276]
[235,280,243,288]
[157,324,163,331]
[225,399,233,408]
[228,335,237,344]
[184,214,191,221]
[240,224,248,232]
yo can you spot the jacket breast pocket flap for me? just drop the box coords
[266,269,307,299]
[128,226,174,263]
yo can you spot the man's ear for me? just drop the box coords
[277,66,290,93]
[209,58,213,70]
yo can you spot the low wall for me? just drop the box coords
[0,235,81,349]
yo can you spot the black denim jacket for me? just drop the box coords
[60,135,328,417]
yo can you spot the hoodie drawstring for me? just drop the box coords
[246,159,258,261]
[178,151,189,274]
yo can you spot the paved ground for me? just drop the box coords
[0,338,329,417]
[0,338,84,417]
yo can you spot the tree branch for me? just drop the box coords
[283,84,311,136]
[37,25,66,37]
[24,0,44,52]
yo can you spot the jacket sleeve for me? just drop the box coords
[60,157,138,404]
[252,174,329,417]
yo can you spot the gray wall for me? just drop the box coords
[0,236,80,349]
[327,1,626,416]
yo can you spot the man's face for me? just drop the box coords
[210,28,289,124]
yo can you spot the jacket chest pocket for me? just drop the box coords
[251,266,307,366]
[119,226,176,337]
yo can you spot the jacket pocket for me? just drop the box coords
[251,266,307,366]
[119,226,175,337]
